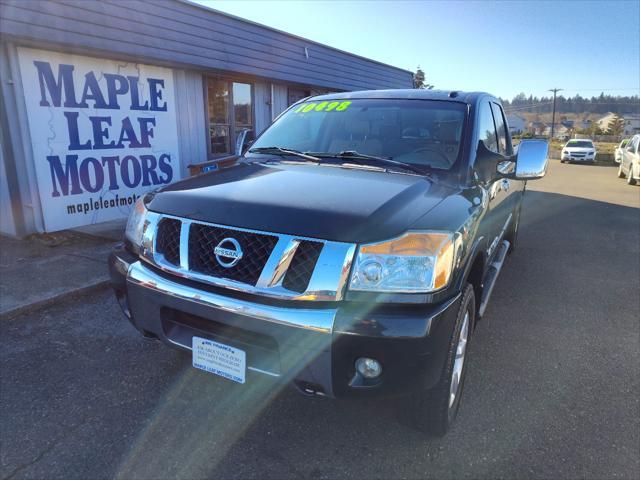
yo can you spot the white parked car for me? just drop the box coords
[618,134,640,185]
[561,139,597,163]
[614,138,629,163]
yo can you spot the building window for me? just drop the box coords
[288,87,310,106]
[207,79,253,157]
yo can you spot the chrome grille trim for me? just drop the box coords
[140,212,357,301]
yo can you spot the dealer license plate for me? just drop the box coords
[192,336,246,384]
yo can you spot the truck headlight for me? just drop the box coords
[349,232,456,293]
[124,198,149,254]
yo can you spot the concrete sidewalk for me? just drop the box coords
[0,229,120,319]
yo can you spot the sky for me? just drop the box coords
[196,0,640,100]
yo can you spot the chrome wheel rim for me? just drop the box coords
[449,311,469,409]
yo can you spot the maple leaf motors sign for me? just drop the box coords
[17,47,181,232]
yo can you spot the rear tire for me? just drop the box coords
[409,284,476,436]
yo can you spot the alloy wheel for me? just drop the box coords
[449,311,470,409]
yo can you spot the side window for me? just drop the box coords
[477,102,498,153]
[627,137,638,152]
[491,102,511,155]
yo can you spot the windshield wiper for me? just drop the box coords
[309,150,426,175]
[248,147,321,162]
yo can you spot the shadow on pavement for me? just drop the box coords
[554,161,618,168]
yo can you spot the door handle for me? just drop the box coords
[501,179,510,192]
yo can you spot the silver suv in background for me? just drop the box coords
[561,139,597,163]
[614,139,629,163]
[618,134,640,185]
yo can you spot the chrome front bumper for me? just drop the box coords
[562,154,595,162]
[125,260,337,395]
[128,261,337,334]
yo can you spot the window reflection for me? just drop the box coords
[208,80,230,155]
[233,83,252,130]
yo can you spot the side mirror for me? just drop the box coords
[235,129,255,156]
[512,140,548,180]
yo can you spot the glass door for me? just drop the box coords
[207,79,253,158]
[232,82,254,153]
[208,79,231,156]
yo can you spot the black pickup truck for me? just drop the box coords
[109,90,548,436]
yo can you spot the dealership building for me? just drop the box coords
[0,0,412,236]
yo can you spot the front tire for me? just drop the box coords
[627,167,637,185]
[618,163,625,178]
[409,284,476,436]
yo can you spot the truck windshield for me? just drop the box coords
[248,99,467,171]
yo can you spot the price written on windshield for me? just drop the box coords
[293,100,352,113]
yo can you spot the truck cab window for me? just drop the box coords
[478,102,498,152]
[491,102,511,155]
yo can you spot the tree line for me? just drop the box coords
[411,68,638,116]
[502,92,639,115]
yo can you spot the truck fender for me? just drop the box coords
[454,236,488,321]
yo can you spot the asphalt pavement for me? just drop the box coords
[1,161,638,479]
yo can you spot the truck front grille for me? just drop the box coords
[282,241,324,293]
[155,218,181,266]
[148,214,355,301]
[188,223,278,286]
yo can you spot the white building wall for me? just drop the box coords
[0,137,17,236]
[0,41,43,235]
[271,84,289,120]
[254,82,272,135]
[174,69,207,177]
[506,115,526,134]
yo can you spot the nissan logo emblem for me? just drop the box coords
[213,237,243,268]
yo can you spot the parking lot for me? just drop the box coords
[1,160,638,480]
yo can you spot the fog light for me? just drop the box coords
[355,357,382,379]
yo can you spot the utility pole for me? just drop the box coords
[548,88,562,140]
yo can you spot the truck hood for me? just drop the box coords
[148,162,455,243]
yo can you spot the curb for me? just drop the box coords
[0,279,111,321]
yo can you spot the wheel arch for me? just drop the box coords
[455,238,487,325]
